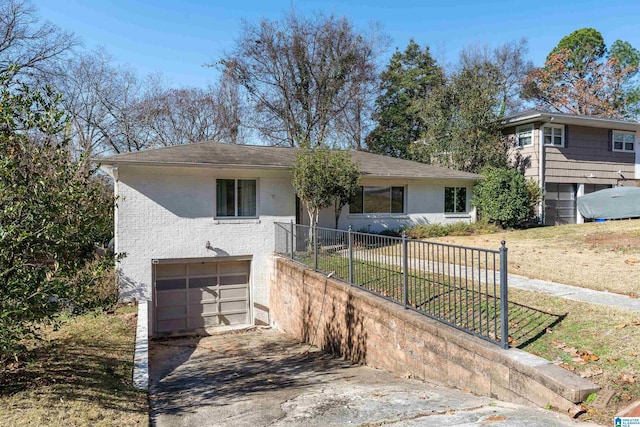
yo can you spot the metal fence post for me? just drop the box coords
[313,224,318,271]
[500,240,509,349]
[348,225,353,284]
[289,220,294,260]
[402,231,408,309]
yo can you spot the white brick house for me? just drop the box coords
[99,142,479,336]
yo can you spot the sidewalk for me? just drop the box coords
[507,273,640,313]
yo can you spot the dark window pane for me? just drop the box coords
[349,187,363,213]
[455,187,467,213]
[237,180,257,217]
[364,186,391,213]
[189,277,216,288]
[156,278,187,291]
[444,187,455,213]
[391,187,404,213]
[219,275,247,286]
[216,179,236,217]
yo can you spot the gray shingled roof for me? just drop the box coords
[96,141,480,180]
[501,109,640,131]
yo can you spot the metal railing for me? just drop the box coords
[275,222,510,349]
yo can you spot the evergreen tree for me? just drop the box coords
[366,40,443,158]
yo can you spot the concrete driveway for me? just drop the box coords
[149,329,596,427]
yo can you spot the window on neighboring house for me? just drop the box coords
[444,187,467,213]
[542,125,564,147]
[613,131,635,152]
[349,186,404,214]
[216,179,257,217]
[515,125,533,147]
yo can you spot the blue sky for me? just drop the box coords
[33,0,640,88]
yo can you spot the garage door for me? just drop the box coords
[154,259,251,334]
[545,183,576,225]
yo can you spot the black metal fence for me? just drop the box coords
[275,222,510,349]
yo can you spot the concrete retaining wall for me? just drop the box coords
[269,256,599,411]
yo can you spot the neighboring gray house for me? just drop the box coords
[502,110,640,225]
[98,142,479,336]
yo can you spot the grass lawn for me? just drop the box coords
[423,219,640,296]
[0,306,148,427]
[510,288,640,424]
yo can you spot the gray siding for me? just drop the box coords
[505,124,636,185]
[504,124,540,181]
[545,125,635,185]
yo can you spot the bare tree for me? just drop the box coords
[50,47,151,156]
[219,10,384,148]
[214,62,249,144]
[334,23,389,150]
[458,39,533,116]
[0,0,77,80]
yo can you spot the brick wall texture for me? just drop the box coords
[270,256,599,412]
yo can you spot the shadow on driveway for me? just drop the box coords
[149,328,600,427]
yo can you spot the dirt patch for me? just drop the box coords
[582,232,640,252]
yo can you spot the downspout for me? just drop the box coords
[538,126,545,224]
[111,166,119,256]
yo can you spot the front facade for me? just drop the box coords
[99,142,479,336]
[502,110,640,225]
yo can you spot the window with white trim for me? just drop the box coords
[349,186,404,214]
[515,125,533,147]
[216,179,257,217]
[542,124,564,147]
[444,187,467,213]
[613,131,635,152]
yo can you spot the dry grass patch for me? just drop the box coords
[0,306,148,427]
[510,288,640,424]
[422,219,640,296]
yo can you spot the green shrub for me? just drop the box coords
[472,167,541,228]
[66,256,118,313]
[405,219,499,239]
[0,75,114,363]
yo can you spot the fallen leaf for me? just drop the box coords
[564,347,579,357]
[371,393,382,397]
[572,357,588,364]
[608,358,618,363]
[559,363,576,371]
[615,323,628,329]
[621,374,636,384]
[485,416,507,421]
[590,355,599,361]
[631,352,638,357]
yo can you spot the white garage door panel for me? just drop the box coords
[154,260,251,335]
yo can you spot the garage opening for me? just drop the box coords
[153,258,251,335]
[544,183,576,225]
